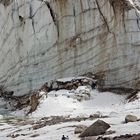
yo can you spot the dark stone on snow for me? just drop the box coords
[79,120,110,137]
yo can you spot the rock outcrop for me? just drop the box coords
[0,0,140,95]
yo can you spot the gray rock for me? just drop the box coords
[79,120,110,137]
[125,115,138,123]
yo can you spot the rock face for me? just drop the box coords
[0,0,140,95]
[79,120,110,137]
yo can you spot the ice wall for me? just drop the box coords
[0,0,140,95]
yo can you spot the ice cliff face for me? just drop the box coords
[0,0,140,95]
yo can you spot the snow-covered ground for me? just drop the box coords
[0,86,140,140]
[31,87,126,118]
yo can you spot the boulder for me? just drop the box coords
[74,125,87,134]
[79,120,110,137]
[125,115,138,123]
